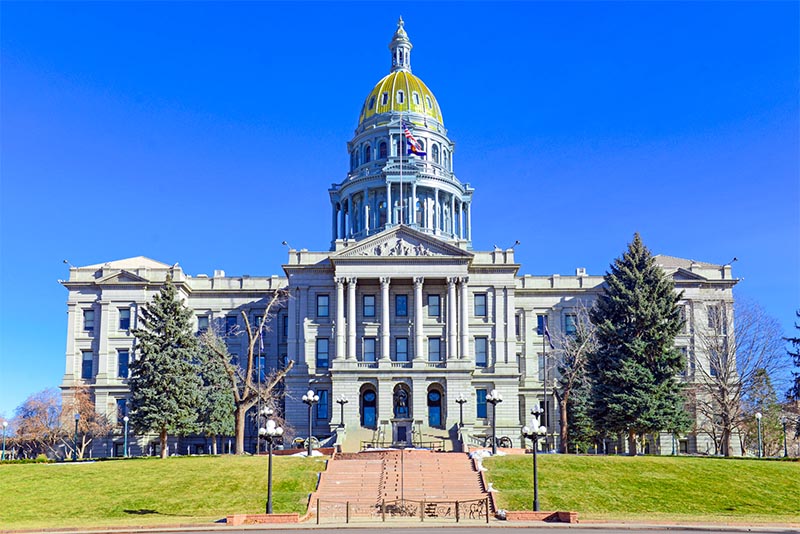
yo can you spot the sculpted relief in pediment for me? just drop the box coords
[362,237,438,257]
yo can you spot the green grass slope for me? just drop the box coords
[0,455,325,529]
[483,455,800,523]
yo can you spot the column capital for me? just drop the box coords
[446,277,458,286]
[413,277,424,288]
[380,277,391,287]
[335,277,346,286]
[347,277,358,285]
[459,276,470,285]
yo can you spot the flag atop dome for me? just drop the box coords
[402,120,426,157]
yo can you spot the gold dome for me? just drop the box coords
[358,70,444,126]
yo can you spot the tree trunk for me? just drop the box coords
[234,404,248,454]
[211,435,218,455]
[627,430,637,456]
[160,428,168,459]
[558,391,569,454]
[720,425,731,457]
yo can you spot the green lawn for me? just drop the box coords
[483,454,800,524]
[0,455,326,530]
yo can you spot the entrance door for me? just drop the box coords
[361,390,377,428]
[428,390,442,428]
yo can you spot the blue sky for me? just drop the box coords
[1,1,798,417]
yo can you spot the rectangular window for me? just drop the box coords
[475,337,488,367]
[395,294,408,317]
[282,315,289,337]
[316,390,329,420]
[536,314,548,336]
[396,337,408,362]
[363,338,376,362]
[117,350,129,379]
[225,316,237,335]
[565,314,577,336]
[279,353,287,367]
[515,313,521,338]
[474,294,487,317]
[316,338,330,369]
[708,304,726,333]
[116,398,127,422]
[197,315,209,333]
[363,295,376,318]
[254,314,264,329]
[119,308,130,330]
[428,338,441,362]
[81,350,93,379]
[317,294,330,318]
[476,389,487,419]
[427,294,440,317]
[83,309,95,333]
[679,305,688,333]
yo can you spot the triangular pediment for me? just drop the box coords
[96,270,150,285]
[80,256,171,270]
[670,267,709,281]
[332,225,472,259]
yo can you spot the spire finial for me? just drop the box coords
[389,17,412,72]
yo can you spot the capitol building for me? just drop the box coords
[60,19,737,457]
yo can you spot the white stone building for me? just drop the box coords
[60,19,738,457]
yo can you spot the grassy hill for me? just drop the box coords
[483,454,800,524]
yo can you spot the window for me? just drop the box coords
[679,305,688,333]
[365,145,371,163]
[396,90,404,104]
[476,389,487,418]
[432,144,439,164]
[118,350,129,379]
[116,398,127,422]
[536,314,548,336]
[474,293,487,317]
[412,92,420,105]
[81,351,93,379]
[428,338,441,362]
[316,390,329,420]
[475,337,488,367]
[282,315,289,337]
[279,353,288,367]
[515,313,521,338]
[379,141,387,159]
[119,308,130,330]
[363,338,376,362]
[395,294,408,317]
[363,295,376,318]
[708,304,725,333]
[197,315,209,333]
[427,294,440,317]
[369,96,376,110]
[565,314,577,336]
[83,309,95,333]
[254,314,264,330]
[396,337,408,362]
[317,294,330,317]
[225,316,237,335]
[425,95,432,109]
[316,338,329,369]
[381,92,389,105]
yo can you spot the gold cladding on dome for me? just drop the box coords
[359,71,444,125]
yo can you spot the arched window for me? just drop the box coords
[393,384,411,419]
[425,95,432,109]
[369,96,376,110]
[396,90,405,104]
[365,145,371,163]
[432,145,440,164]
[361,388,377,429]
[428,388,443,428]
[379,142,388,159]
[443,150,450,170]
[418,139,426,159]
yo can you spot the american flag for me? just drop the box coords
[402,120,426,156]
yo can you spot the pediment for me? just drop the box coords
[332,225,472,259]
[670,267,708,281]
[96,270,150,285]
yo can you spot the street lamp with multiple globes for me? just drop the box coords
[455,393,468,427]
[336,395,348,428]
[755,411,763,458]
[780,415,789,458]
[486,389,503,455]
[123,416,130,457]
[73,413,80,461]
[1,420,8,461]
[258,407,283,514]
[302,390,320,457]
[522,405,547,511]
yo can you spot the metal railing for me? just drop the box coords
[360,439,445,450]
[315,497,490,524]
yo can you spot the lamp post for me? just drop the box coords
[455,393,467,427]
[336,395,348,428]
[780,416,788,458]
[486,389,503,455]
[1,421,8,461]
[302,389,319,457]
[258,407,283,514]
[73,413,80,461]
[755,412,763,458]
[523,405,547,511]
[123,416,129,458]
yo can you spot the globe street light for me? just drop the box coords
[258,407,283,514]
[486,389,503,455]
[455,393,468,428]
[73,413,80,461]
[123,416,129,458]
[1,421,8,461]
[302,390,319,457]
[336,395,348,428]
[523,405,547,511]
[780,416,788,458]
[755,412,763,458]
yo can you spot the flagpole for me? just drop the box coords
[543,330,547,452]
[399,114,403,225]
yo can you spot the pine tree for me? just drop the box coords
[196,335,235,455]
[588,233,691,455]
[129,277,201,458]
[786,310,800,402]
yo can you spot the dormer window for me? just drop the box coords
[425,95,432,109]
[381,92,389,106]
[412,92,420,105]
[369,96,376,110]
[396,90,405,104]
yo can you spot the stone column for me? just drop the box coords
[466,201,472,241]
[459,277,469,359]
[504,287,514,366]
[450,194,456,236]
[386,182,393,225]
[339,204,346,240]
[411,182,417,226]
[335,278,345,360]
[97,301,110,378]
[364,189,370,235]
[347,278,357,360]
[434,189,440,234]
[413,277,424,361]
[380,277,391,361]
[331,202,338,242]
[447,277,457,360]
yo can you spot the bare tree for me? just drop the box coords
[13,389,64,458]
[61,385,112,460]
[201,289,293,454]
[553,305,598,453]
[692,299,788,456]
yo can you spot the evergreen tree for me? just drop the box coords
[786,310,800,402]
[588,233,691,455]
[129,277,201,458]
[196,335,235,455]
[563,369,596,453]
[741,368,783,455]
